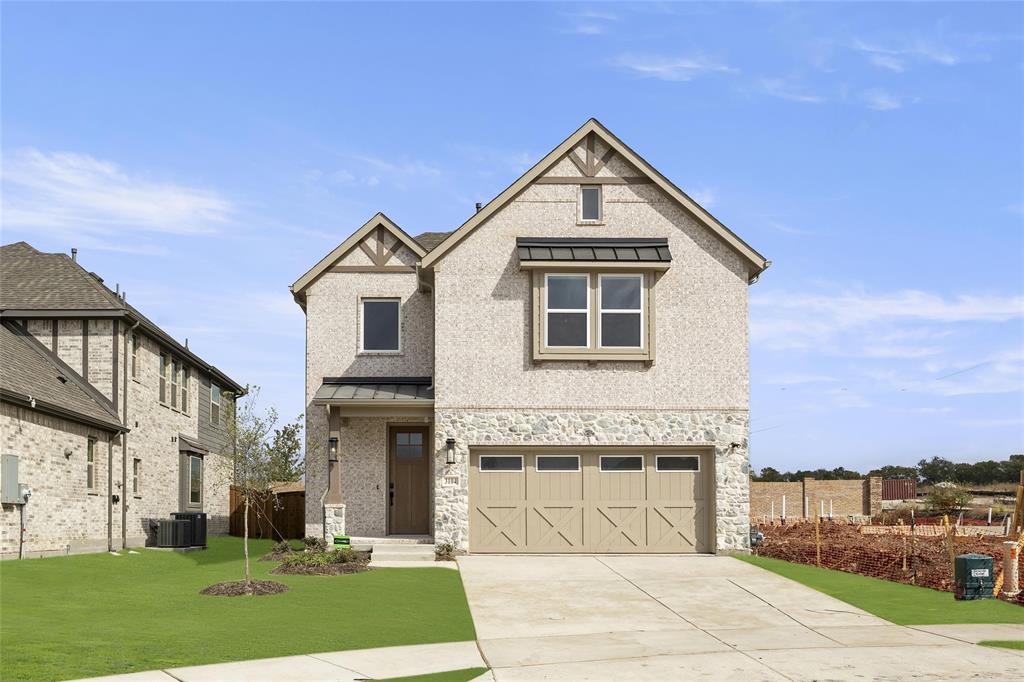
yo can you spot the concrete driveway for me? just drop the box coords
[458,555,1024,681]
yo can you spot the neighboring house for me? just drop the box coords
[291,119,769,554]
[0,242,244,558]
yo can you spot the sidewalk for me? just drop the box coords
[79,641,487,682]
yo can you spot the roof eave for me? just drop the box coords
[0,389,126,433]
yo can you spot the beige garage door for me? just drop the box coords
[469,450,711,554]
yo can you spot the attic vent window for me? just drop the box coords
[580,185,602,222]
[57,375,68,384]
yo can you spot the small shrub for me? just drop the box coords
[301,536,327,552]
[282,548,365,568]
[271,540,292,554]
[435,542,455,561]
[874,503,916,526]
[926,482,972,516]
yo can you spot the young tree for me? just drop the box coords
[223,387,304,590]
[269,422,304,482]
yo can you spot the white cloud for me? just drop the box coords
[1,148,233,244]
[757,78,825,104]
[688,186,717,209]
[863,89,906,111]
[566,24,606,35]
[852,38,962,69]
[867,54,907,73]
[763,373,838,385]
[614,53,737,82]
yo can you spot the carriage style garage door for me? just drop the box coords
[469,450,712,554]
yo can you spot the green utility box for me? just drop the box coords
[333,535,351,549]
[954,553,994,600]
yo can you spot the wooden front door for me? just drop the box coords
[388,427,430,535]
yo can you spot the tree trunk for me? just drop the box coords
[243,493,251,586]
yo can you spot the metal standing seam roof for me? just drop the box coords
[516,237,672,263]
[314,377,434,403]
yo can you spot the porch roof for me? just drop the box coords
[313,376,434,406]
[516,237,672,264]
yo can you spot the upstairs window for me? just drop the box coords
[211,383,221,424]
[599,275,643,348]
[545,275,589,348]
[170,359,180,409]
[580,185,602,222]
[180,366,190,414]
[131,334,138,379]
[534,271,652,362]
[361,298,400,352]
[159,353,168,403]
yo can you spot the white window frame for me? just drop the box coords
[86,438,96,490]
[655,455,700,473]
[598,274,644,350]
[132,458,142,495]
[579,184,602,223]
[544,273,590,349]
[131,334,138,380]
[159,352,168,404]
[180,366,190,414]
[479,455,524,473]
[359,297,402,354]
[210,383,221,425]
[599,454,644,473]
[170,359,180,410]
[536,455,581,472]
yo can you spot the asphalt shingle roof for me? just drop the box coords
[413,231,452,252]
[0,321,123,430]
[0,242,123,311]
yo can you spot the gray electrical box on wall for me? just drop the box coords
[1,454,20,503]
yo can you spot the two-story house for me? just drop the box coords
[292,119,768,554]
[0,242,244,558]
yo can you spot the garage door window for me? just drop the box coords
[480,455,523,472]
[599,455,643,472]
[536,455,580,472]
[656,455,700,472]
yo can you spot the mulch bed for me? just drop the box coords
[270,562,370,576]
[200,580,290,597]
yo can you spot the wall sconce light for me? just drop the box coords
[445,438,456,465]
[328,437,338,462]
[64,447,73,459]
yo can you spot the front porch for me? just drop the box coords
[314,377,438,542]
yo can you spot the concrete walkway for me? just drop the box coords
[80,641,486,681]
[458,554,1024,681]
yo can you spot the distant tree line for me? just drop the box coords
[753,454,1023,485]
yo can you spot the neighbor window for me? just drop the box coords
[536,455,580,472]
[132,458,141,495]
[656,455,699,472]
[131,334,138,379]
[180,366,190,414]
[189,455,203,505]
[361,298,400,352]
[479,455,523,472]
[580,185,602,222]
[170,359,180,409]
[159,352,168,403]
[545,274,589,348]
[600,455,643,472]
[599,275,643,348]
[535,272,650,360]
[211,383,221,424]
[86,438,96,489]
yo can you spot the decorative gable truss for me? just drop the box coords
[290,212,427,307]
[537,131,652,186]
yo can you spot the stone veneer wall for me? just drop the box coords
[433,409,750,552]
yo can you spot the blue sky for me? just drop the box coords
[2,2,1022,473]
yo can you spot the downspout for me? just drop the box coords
[107,438,114,551]
[122,319,139,549]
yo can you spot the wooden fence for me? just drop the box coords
[229,486,306,539]
[881,479,917,501]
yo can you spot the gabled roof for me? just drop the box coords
[0,241,244,393]
[0,320,125,432]
[0,242,123,311]
[421,119,769,282]
[413,231,452,252]
[290,213,427,304]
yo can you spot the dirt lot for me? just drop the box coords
[753,522,1023,604]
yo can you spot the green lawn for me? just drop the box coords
[378,668,489,682]
[0,537,476,682]
[980,641,1024,650]
[737,555,1024,625]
